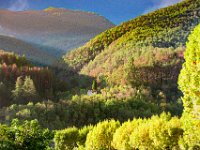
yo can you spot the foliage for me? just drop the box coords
[0,49,67,107]
[77,125,93,147]
[85,120,120,150]
[0,86,182,129]
[0,119,53,150]
[54,125,93,150]
[54,127,79,150]
[178,23,200,149]
[129,113,183,150]
[53,113,183,150]
[112,119,142,150]
[12,76,38,104]
[64,0,200,72]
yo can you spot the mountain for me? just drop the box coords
[0,35,57,65]
[64,0,199,70]
[0,8,114,65]
[64,0,200,100]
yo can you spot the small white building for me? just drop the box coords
[87,90,93,96]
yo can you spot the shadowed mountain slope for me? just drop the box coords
[0,8,114,65]
[0,35,57,65]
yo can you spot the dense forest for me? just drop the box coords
[64,0,200,104]
[0,21,198,150]
[0,0,200,149]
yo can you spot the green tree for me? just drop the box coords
[0,119,53,150]
[85,120,120,150]
[54,127,79,150]
[12,76,38,104]
[92,80,97,91]
[129,119,153,150]
[23,76,38,102]
[178,24,200,148]
[12,76,24,103]
[77,125,93,147]
[148,113,183,150]
[112,119,142,150]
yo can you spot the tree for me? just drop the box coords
[77,125,93,147]
[54,127,79,150]
[178,24,200,148]
[112,119,142,150]
[92,80,97,91]
[12,76,24,103]
[12,76,38,104]
[0,119,53,150]
[23,76,38,102]
[85,120,120,150]
[129,119,153,150]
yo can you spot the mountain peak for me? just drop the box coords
[43,7,64,12]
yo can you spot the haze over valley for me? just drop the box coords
[0,8,114,65]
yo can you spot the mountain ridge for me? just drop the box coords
[63,0,199,102]
[64,0,199,74]
[0,8,114,65]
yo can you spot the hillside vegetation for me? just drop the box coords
[1,0,200,149]
[64,0,199,71]
[63,0,200,103]
[1,18,197,150]
[0,50,67,107]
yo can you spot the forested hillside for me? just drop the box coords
[1,18,197,150]
[63,0,200,105]
[0,50,67,107]
[64,0,199,71]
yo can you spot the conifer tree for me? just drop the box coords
[92,80,97,91]
[12,76,24,103]
[23,76,38,102]
[12,76,38,104]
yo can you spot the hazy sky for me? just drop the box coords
[0,0,183,24]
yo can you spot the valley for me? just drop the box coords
[0,0,200,149]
